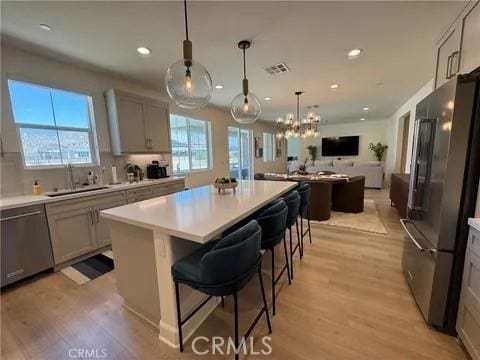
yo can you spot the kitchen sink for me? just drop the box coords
[44,185,110,197]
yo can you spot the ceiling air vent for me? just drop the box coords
[264,62,290,75]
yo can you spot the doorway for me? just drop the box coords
[396,112,411,173]
[228,127,253,180]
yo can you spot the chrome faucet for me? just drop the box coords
[65,164,76,190]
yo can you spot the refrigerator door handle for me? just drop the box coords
[400,219,438,254]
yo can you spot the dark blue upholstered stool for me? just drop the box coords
[256,200,290,316]
[282,190,301,279]
[171,220,272,359]
[297,182,312,256]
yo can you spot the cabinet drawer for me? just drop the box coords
[46,191,125,215]
[126,186,153,202]
[152,181,184,195]
[458,247,480,360]
[469,227,480,259]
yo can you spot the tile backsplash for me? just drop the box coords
[0,152,171,195]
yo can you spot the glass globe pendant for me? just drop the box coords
[231,40,261,124]
[165,0,213,110]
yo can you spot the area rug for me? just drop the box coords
[61,251,114,285]
[313,199,388,234]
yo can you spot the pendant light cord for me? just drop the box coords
[184,0,189,41]
[296,94,300,121]
[243,47,247,80]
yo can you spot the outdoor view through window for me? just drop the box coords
[7,80,97,167]
[170,114,211,174]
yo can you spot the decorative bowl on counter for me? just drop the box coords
[214,177,238,194]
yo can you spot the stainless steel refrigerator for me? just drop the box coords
[401,68,480,334]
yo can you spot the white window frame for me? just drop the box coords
[228,126,254,180]
[170,114,213,175]
[263,132,275,162]
[7,79,100,170]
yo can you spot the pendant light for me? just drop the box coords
[231,40,261,124]
[165,0,213,110]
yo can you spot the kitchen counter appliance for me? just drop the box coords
[401,68,480,334]
[1,204,54,286]
[147,161,168,179]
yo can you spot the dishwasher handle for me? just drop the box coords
[0,211,41,222]
[400,218,437,254]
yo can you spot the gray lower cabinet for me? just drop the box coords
[47,206,97,264]
[46,181,184,265]
[457,225,480,360]
[46,192,127,265]
[94,200,127,247]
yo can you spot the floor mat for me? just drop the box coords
[61,252,114,285]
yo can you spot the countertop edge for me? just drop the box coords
[100,181,296,243]
[468,218,480,232]
[0,177,185,211]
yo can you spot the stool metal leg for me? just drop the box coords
[233,292,239,360]
[258,267,273,334]
[307,208,312,244]
[296,218,303,259]
[299,216,304,259]
[271,248,276,316]
[283,234,292,285]
[174,281,184,352]
[221,296,225,307]
[289,227,294,280]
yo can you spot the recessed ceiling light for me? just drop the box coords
[39,24,52,31]
[215,85,224,89]
[360,118,366,121]
[264,97,271,101]
[136,47,152,56]
[330,84,339,90]
[347,48,363,58]
[362,107,369,111]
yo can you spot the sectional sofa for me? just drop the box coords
[288,159,384,189]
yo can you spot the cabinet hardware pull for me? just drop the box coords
[95,209,100,223]
[90,210,95,225]
[449,51,459,78]
[0,211,41,221]
[446,54,452,80]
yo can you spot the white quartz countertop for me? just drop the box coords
[0,177,185,211]
[101,180,296,243]
[469,218,480,232]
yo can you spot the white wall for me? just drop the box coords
[385,79,434,178]
[1,43,285,194]
[298,119,389,163]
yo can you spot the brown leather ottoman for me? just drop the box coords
[304,180,332,221]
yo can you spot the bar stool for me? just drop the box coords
[171,220,271,359]
[297,183,312,255]
[282,190,301,279]
[256,200,290,316]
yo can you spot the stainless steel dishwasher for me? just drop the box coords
[1,204,54,286]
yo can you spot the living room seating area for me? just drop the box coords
[288,160,384,189]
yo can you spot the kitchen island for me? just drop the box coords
[101,180,296,348]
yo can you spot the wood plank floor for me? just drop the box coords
[1,189,467,359]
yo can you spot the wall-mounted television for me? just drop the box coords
[321,136,359,156]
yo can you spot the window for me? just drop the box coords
[7,80,99,168]
[170,114,212,174]
[263,132,275,162]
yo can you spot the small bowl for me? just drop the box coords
[214,182,238,194]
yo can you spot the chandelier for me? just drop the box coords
[275,91,321,139]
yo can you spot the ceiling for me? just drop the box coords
[1,1,465,123]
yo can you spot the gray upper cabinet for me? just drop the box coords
[435,28,461,89]
[460,2,480,74]
[435,1,480,89]
[105,89,171,155]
